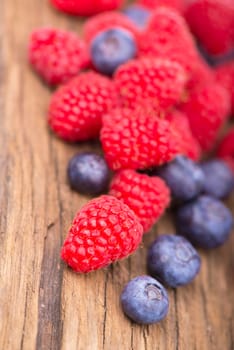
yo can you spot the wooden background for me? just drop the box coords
[0,1,234,349]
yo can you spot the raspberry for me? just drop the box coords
[28,28,90,85]
[187,55,214,90]
[83,12,139,44]
[217,128,234,173]
[48,72,119,142]
[215,62,234,116]
[138,7,199,77]
[165,110,201,161]
[109,170,171,232]
[180,83,231,151]
[100,107,180,170]
[50,0,124,16]
[138,0,185,12]
[61,195,143,273]
[185,0,234,56]
[114,57,187,110]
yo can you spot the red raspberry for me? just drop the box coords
[165,110,201,161]
[187,55,214,90]
[215,62,234,116]
[185,0,234,56]
[28,28,90,85]
[217,127,234,173]
[138,7,199,77]
[48,72,119,142]
[100,107,180,170]
[61,195,143,273]
[180,83,231,151]
[50,0,124,16]
[138,0,185,12]
[109,170,171,232]
[114,57,187,110]
[83,12,139,44]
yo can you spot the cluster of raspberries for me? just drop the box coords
[28,0,234,323]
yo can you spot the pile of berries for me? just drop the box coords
[28,0,234,325]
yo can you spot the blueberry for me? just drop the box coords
[90,28,137,76]
[147,235,201,288]
[200,159,234,199]
[175,195,233,249]
[67,152,110,195]
[121,275,169,324]
[123,5,151,29]
[154,156,204,203]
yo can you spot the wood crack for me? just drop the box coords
[36,138,64,350]
[199,282,214,347]
[102,272,109,350]
[143,327,148,350]
[174,289,179,350]
[130,326,134,350]
[20,287,29,350]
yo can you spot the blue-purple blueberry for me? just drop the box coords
[121,275,169,324]
[147,235,201,288]
[90,28,137,76]
[154,156,204,203]
[123,5,151,29]
[67,152,110,195]
[200,159,234,199]
[175,195,233,249]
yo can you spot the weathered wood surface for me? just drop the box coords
[0,1,234,349]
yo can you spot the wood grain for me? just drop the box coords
[0,1,233,349]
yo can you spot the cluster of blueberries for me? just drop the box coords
[68,151,234,324]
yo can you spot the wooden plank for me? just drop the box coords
[0,0,233,349]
